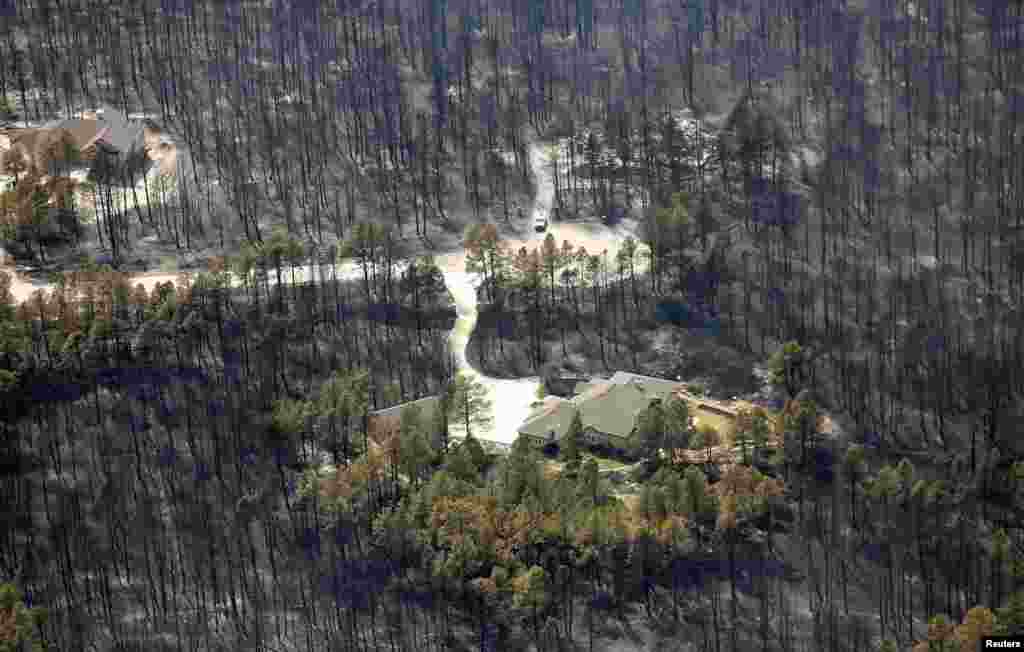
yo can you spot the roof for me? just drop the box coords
[518,399,577,440]
[9,120,109,157]
[526,396,571,419]
[607,371,683,396]
[61,121,107,151]
[520,383,667,441]
[520,372,686,441]
[570,380,614,406]
[94,105,144,154]
[576,382,665,440]
[369,395,441,420]
[8,128,45,149]
[15,116,105,151]
[26,107,144,156]
[573,380,595,394]
[365,395,441,447]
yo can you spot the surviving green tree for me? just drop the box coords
[561,408,584,473]
[449,371,494,438]
[768,341,810,399]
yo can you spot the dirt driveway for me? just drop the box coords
[438,142,650,445]
[429,142,648,273]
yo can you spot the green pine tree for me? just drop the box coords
[768,341,809,399]
[997,591,1024,635]
[633,401,666,464]
[449,372,494,437]
[734,406,770,466]
[430,402,449,454]
[399,404,434,487]
[512,565,550,643]
[561,409,583,472]
[578,458,601,506]
[0,583,46,652]
[503,436,543,506]
[0,95,14,120]
[663,395,693,454]
[443,442,480,484]
[461,431,489,470]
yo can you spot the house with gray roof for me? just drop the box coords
[93,105,145,157]
[6,105,145,177]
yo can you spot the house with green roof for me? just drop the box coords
[516,400,578,446]
[366,395,441,446]
[518,374,684,447]
[517,370,754,454]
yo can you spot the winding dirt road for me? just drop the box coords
[4,141,646,445]
[442,270,542,445]
[440,142,651,445]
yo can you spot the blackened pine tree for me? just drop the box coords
[685,0,704,102]
[429,0,449,146]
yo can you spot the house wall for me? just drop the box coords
[580,426,632,449]
[581,426,607,446]
[516,432,547,448]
